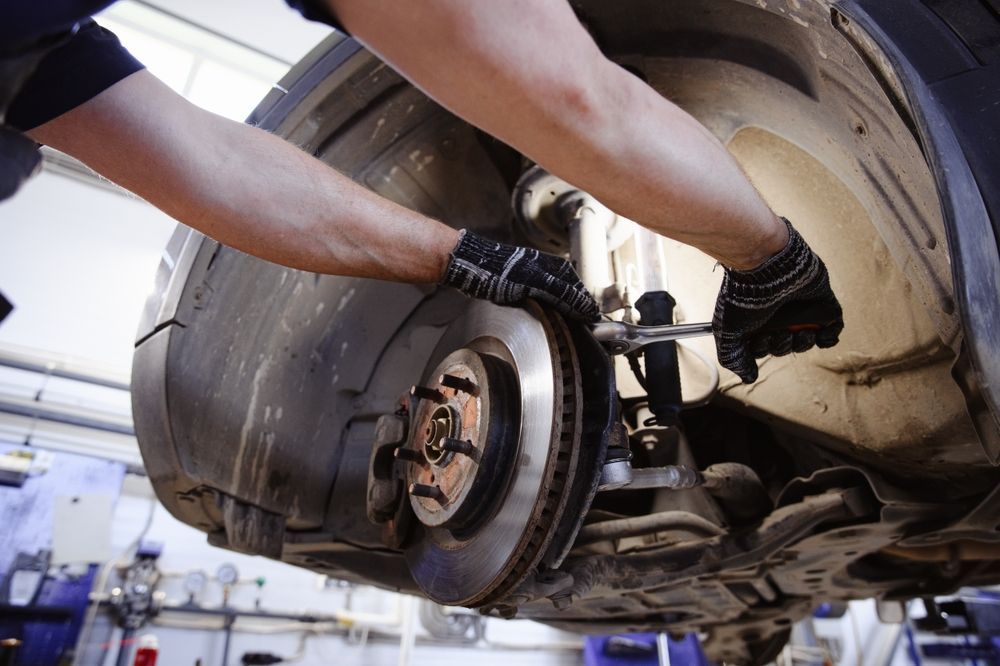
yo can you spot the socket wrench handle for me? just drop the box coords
[590,320,714,355]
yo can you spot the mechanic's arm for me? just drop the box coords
[328,0,843,382]
[27,69,597,318]
[28,70,457,282]
[327,0,787,270]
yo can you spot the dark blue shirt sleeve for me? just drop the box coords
[6,19,144,132]
[284,0,348,34]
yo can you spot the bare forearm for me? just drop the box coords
[460,56,782,266]
[331,0,786,269]
[537,60,786,269]
[163,113,458,281]
[29,72,458,283]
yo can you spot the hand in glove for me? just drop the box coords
[441,229,599,320]
[713,219,843,383]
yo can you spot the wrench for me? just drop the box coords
[590,320,714,355]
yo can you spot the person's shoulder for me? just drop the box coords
[283,0,349,34]
[5,16,145,132]
[0,1,119,46]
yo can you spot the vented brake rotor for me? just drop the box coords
[401,300,583,607]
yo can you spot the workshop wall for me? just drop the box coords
[134,0,331,65]
[98,482,583,666]
[0,172,176,372]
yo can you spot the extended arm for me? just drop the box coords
[327,0,787,270]
[28,70,459,283]
[327,0,843,381]
[27,69,598,319]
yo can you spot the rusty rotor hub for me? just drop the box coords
[402,348,520,531]
[399,300,584,608]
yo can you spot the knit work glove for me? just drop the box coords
[713,219,843,384]
[0,127,41,202]
[441,229,600,321]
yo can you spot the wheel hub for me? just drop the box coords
[401,300,584,607]
[404,348,520,531]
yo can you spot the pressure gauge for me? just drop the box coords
[183,570,208,596]
[216,563,239,586]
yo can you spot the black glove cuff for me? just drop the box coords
[441,229,506,288]
[724,218,820,294]
[440,228,468,287]
[440,228,599,320]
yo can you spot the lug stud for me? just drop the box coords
[410,385,446,403]
[408,483,448,505]
[438,374,480,397]
[394,447,425,463]
[550,593,573,611]
[439,437,474,456]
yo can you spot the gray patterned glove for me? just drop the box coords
[441,229,600,320]
[0,127,41,202]
[713,219,843,383]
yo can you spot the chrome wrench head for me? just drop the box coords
[590,320,714,355]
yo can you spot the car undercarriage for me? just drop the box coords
[131,1,1000,663]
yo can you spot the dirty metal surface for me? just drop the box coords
[403,301,584,607]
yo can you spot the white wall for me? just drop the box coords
[0,173,176,373]
[137,0,334,64]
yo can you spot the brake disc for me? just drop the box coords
[401,300,583,607]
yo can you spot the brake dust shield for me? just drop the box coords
[400,300,584,607]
